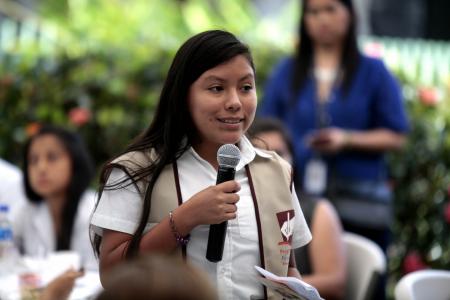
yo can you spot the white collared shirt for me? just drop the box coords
[13,191,98,271]
[91,136,311,299]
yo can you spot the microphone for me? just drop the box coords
[206,144,241,262]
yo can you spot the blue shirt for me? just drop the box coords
[259,55,409,185]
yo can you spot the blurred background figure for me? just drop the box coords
[248,117,346,300]
[13,125,98,271]
[259,0,408,251]
[96,254,218,300]
[248,118,294,164]
[259,0,409,298]
[0,158,26,221]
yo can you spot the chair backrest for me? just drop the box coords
[394,269,450,300]
[343,232,386,300]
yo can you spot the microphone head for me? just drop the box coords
[217,144,241,169]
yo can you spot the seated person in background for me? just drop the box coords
[96,254,218,300]
[13,125,98,271]
[248,117,346,300]
[0,158,27,220]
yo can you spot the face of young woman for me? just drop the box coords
[188,54,257,150]
[304,0,351,47]
[28,134,72,200]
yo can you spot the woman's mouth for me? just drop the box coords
[218,118,243,124]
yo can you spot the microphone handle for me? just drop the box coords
[206,166,236,262]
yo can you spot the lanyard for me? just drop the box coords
[314,85,335,130]
[313,66,341,129]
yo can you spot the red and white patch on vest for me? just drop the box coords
[276,209,295,265]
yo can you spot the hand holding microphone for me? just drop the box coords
[206,144,241,262]
[186,181,240,225]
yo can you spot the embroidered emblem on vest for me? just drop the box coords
[276,209,295,266]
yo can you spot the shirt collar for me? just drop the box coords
[186,135,273,172]
[237,135,272,170]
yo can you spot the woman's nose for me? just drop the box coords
[36,159,48,171]
[225,90,242,111]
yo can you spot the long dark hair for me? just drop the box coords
[292,0,360,98]
[93,30,255,258]
[23,125,94,250]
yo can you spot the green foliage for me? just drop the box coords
[384,86,450,290]
[387,82,450,296]
[359,38,450,296]
[0,0,297,168]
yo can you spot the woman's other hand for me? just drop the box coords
[40,268,84,300]
[308,127,349,153]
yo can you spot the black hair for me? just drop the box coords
[23,125,94,250]
[247,117,295,156]
[93,30,254,258]
[247,117,297,182]
[291,0,360,100]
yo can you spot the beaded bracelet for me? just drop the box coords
[169,211,190,246]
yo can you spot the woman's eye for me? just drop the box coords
[209,86,223,92]
[47,152,60,162]
[305,8,319,16]
[325,5,337,14]
[242,84,253,92]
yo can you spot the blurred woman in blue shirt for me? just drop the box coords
[260,2,408,298]
[259,0,408,252]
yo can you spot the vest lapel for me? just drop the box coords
[247,156,294,300]
[146,153,295,299]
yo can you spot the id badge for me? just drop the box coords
[304,158,327,195]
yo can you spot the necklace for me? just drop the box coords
[313,67,338,83]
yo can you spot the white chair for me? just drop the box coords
[343,232,386,300]
[394,269,450,300]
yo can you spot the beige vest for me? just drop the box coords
[115,150,296,300]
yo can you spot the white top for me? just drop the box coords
[0,158,27,221]
[91,136,311,299]
[13,190,98,271]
